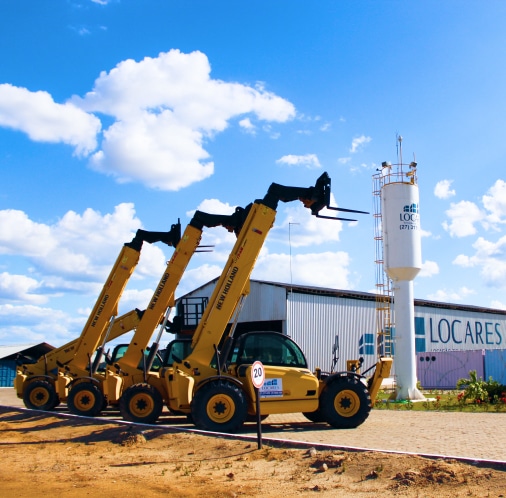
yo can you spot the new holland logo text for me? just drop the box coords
[91,294,109,327]
[149,272,169,309]
[216,266,238,310]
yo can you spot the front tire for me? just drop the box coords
[119,384,163,424]
[191,380,247,433]
[320,377,371,429]
[67,382,104,417]
[23,380,58,411]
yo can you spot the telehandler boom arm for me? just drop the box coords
[60,224,181,376]
[14,225,181,409]
[16,309,142,378]
[177,172,362,376]
[105,208,255,403]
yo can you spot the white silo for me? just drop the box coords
[380,138,425,400]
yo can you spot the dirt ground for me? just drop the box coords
[1,407,505,497]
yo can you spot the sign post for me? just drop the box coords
[251,360,265,449]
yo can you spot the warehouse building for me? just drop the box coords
[0,343,54,388]
[175,279,506,389]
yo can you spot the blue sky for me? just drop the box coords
[2,1,506,348]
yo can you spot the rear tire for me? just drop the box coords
[303,409,325,423]
[191,380,247,433]
[23,380,58,411]
[320,377,371,429]
[67,382,104,417]
[119,384,163,424]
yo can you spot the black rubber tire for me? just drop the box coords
[191,380,247,433]
[119,384,163,424]
[67,382,105,417]
[320,377,372,429]
[23,380,58,411]
[303,409,325,423]
[245,414,269,423]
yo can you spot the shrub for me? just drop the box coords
[456,370,506,404]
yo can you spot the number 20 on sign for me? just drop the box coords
[251,360,265,389]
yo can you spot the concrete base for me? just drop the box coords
[390,386,426,401]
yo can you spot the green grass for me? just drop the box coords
[374,389,506,413]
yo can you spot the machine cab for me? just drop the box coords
[228,331,319,414]
[108,344,163,372]
[229,331,308,370]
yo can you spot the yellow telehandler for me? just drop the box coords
[115,173,392,431]
[14,225,180,413]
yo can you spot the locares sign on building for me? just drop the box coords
[415,316,504,352]
[358,312,506,356]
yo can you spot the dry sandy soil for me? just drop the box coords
[1,407,505,497]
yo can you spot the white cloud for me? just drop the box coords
[0,209,56,257]
[442,180,506,237]
[482,179,506,224]
[0,203,189,344]
[252,251,351,289]
[453,254,472,267]
[0,272,47,304]
[427,287,475,303]
[0,84,101,156]
[349,162,372,174]
[419,260,439,278]
[239,117,255,133]
[188,198,242,260]
[176,263,224,296]
[0,303,79,346]
[349,135,371,153]
[193,198,237,216]
[72,49,295,190]
[442,200,484,237]
[434,179,456,199]
[47,203,142,273]
[119,288,157,314]
[133,243,172,280]
[490,300,506,310]
[0,50,295,191]
[453,235,506,287]
[0,203,171,288]
[88,111,215,190]
[276,154,321,169]
[270,197,344,248]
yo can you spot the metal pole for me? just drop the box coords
[255,386,262,450]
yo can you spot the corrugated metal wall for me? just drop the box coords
[287,292,379,373]
[0,360,15,388]
[236,281,287,322]
[484,349,506,385]
[179,280,506,387]
[178,280,286,323]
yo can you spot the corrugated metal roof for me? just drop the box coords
[256,280,506,316]
[179,278,506,316]
[0,343,54,361]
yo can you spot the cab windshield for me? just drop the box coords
[230,332,307,368]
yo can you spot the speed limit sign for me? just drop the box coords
[251,360,265,389]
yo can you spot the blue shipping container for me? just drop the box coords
[484,349,506,385]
